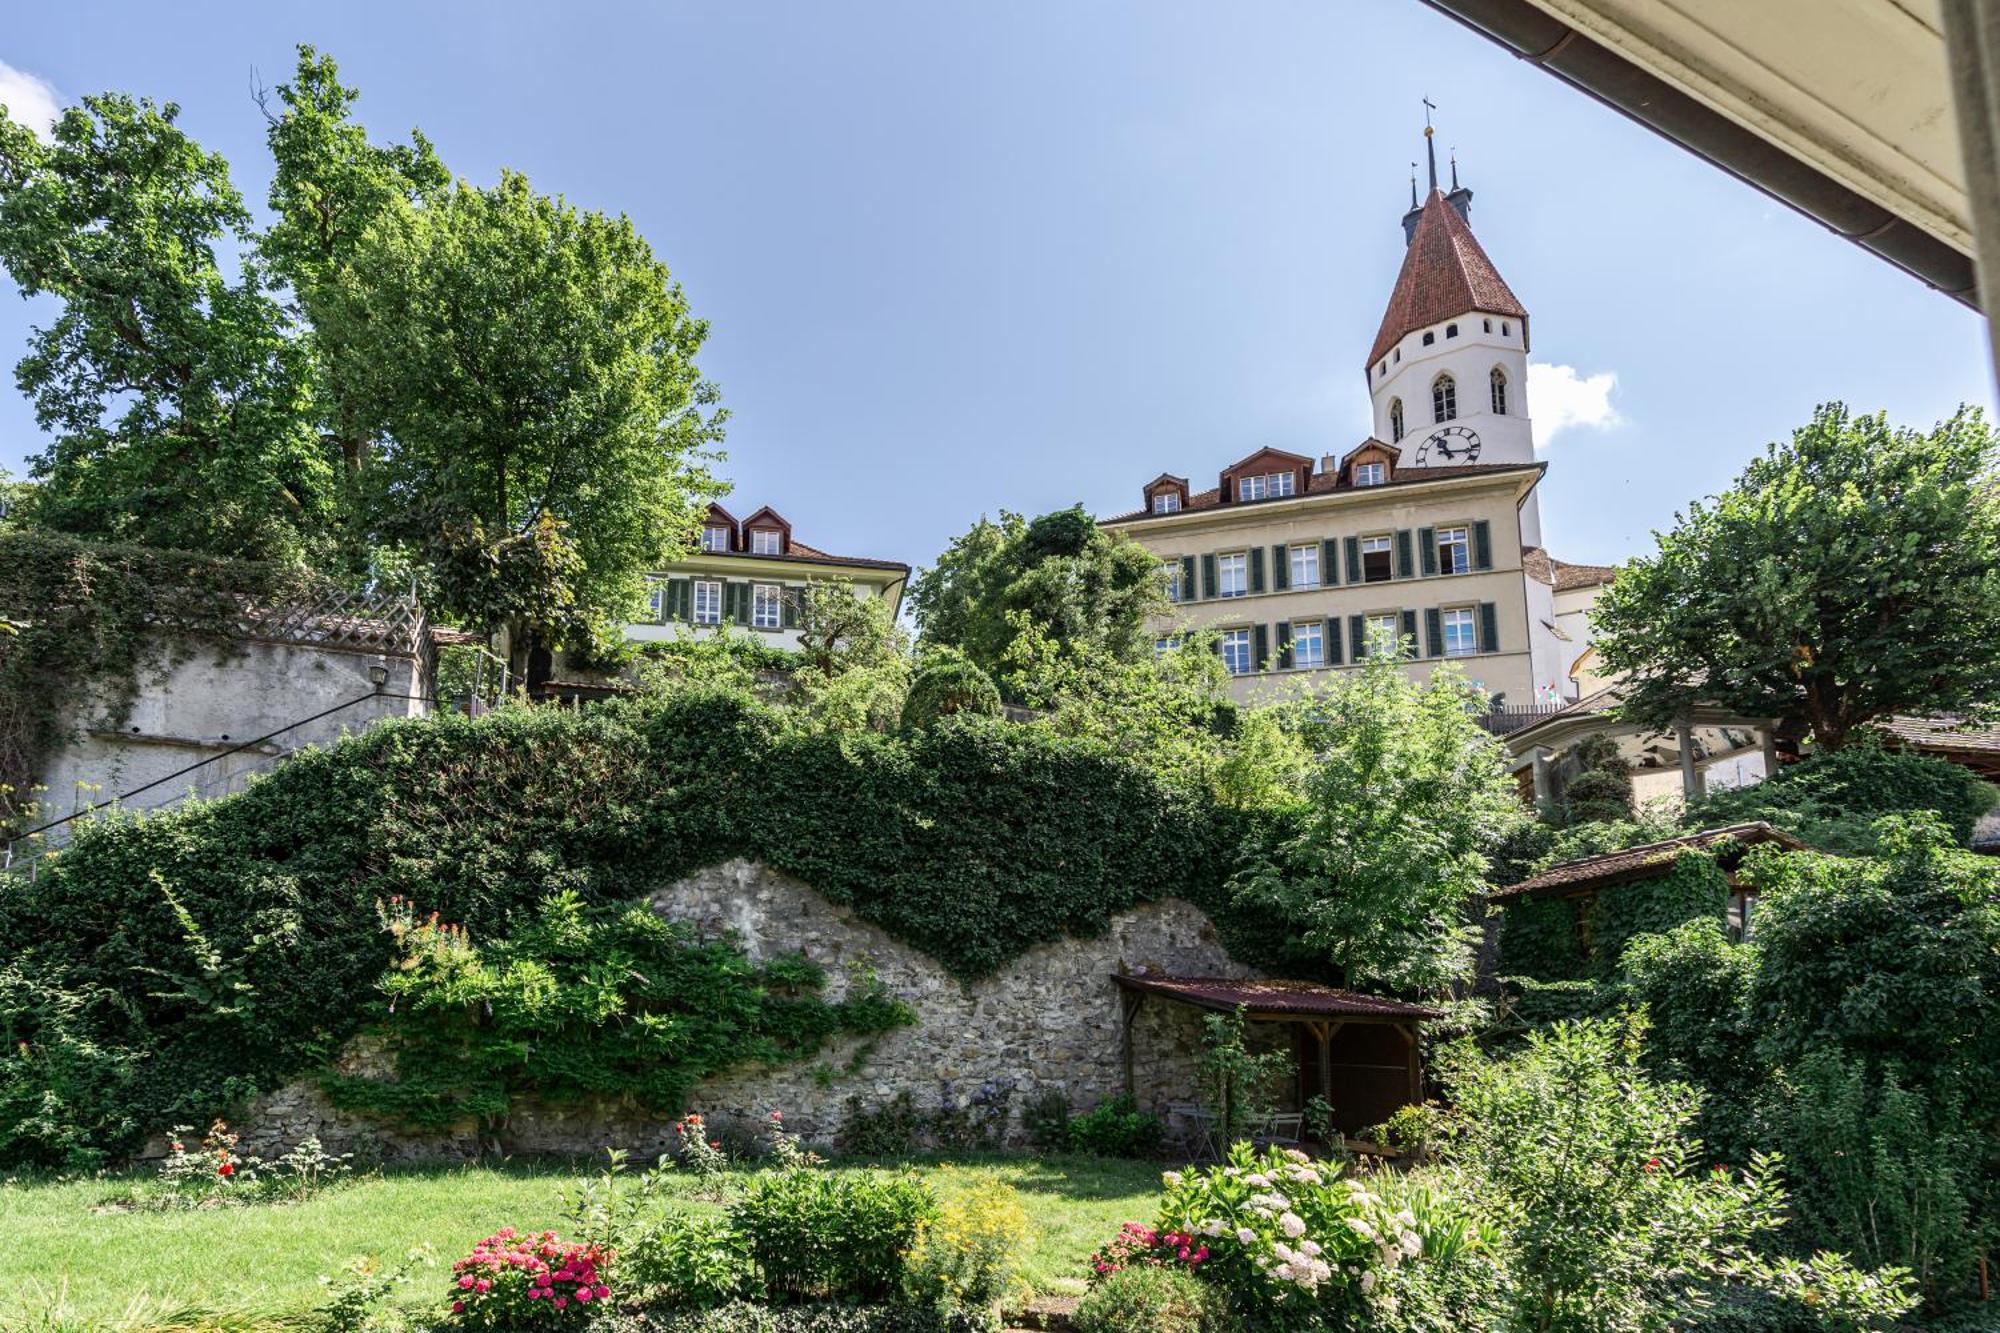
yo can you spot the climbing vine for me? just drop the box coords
[0,531,314,834]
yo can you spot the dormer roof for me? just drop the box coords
[1367,189,1528,369]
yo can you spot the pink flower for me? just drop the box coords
[526,1288,542,1300]
[554,1297,568,1309]
[451,1301,465,1314]
[474,1279,491,1293]
[594,1286,609,1300]
[459,1275,475,1289]
[576,1288,593,1303]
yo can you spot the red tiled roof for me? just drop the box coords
[1552,558,1618,591]
[1113,973,1442,1020]
[1100,460,1542,525]
[1367,190,1528,369]
[1489,822,1810,902]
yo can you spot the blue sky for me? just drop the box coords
[2,2,1994,570]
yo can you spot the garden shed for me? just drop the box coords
[1112,973,1440,1139]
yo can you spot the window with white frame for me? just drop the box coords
[647,582,666,621]
[1154,635,1183,656]
[1291,619,1325,669]
[1360,534,1393,583]
[1354,461,1386,487]
[1221,628,1252,675]
[1163,562,1186,603]
[1237,471,1296,501]
[1218,552,1248,598]
[1442,606,1478,656]
[693,580,722,624]
[1289,544,1319,589]
[1152,491,1181,514]
[1366,612,1401,656]
[752,583,783,629]
[701,525,731,552]
[750,528,781,555]
[1436,526,1470,575]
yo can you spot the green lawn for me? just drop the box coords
[0,1154,1164,1327]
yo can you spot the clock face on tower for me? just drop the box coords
[1416,425,1481,464]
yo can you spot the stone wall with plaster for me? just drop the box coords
[238,859,1250,1161]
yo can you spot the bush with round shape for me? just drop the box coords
[901,648,1002,730]
[1072,1265,1239,1333]
[729,1168,938,1303]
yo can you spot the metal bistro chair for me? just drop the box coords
[1259,1112,1305,1148]
[1166,1102,1219,1162]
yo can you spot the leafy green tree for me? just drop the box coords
[911,506,1164,692]
[0,94,335,562]
[786,581,912,735]
[1440,1017,1916,1332]
[1230,638,1521,991]
[317,170,725,669]
[259,45,448,484]
[1593,403,2000,749]
[901,646,1002,730]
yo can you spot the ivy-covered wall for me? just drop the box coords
[1496,849,1733,983]
[0,690,1287,1166]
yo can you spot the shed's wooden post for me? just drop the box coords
[1119,990,1145,1099]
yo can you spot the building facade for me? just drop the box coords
[624,502,909,652]
[1106,145,1583,707]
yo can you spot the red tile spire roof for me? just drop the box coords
[1366,189,1527,369]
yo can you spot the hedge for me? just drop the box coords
[0,689,1267,1165]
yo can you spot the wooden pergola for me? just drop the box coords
[1112,973,1442,1137]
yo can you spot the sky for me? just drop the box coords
[1,1,1994,573]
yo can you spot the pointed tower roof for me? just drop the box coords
[1366,189,1527,369]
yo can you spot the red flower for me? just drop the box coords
[1643,1157,1660,1173]
[217,1162,235,1177]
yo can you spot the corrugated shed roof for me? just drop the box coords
[1367,190,1528,369]
[1874,714,2000,756]
[1489,822,1809,902]
[1113,973,1442,1020]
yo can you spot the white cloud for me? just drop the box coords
[1528,362,1621,446]
[0,59,61,137]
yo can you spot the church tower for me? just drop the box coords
[1364,127,1540,542]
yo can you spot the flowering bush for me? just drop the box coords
[446,1228,610,1326]
[903,1174,1030,1319]
[764,1109,823,1170]
[1073,1265,1240,1333]
[675,1112,729,1177]
[1143,1143,1432,1328]
[157,1120,256,1205]
[1085,1222,1210,1282]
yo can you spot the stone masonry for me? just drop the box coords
[238,859,1251,1161]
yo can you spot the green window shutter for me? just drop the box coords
[1179,555,1196,602]
[668,577,691,621]
[1418,526,1437,576]
[1201,553,1219,600]
[1400,609,1418,656]
[1325,620,1343,666]
[1270,545,1289,591]
[1322,539,1339,588]
[782,587,799,629]
[1343,536,1362,586]
[1395,529,1415,580]
[1473,520,1494,570]
[1424,607,1443,658]
[730,582,749,624]
[1348,614,1367,662]
[1275,620,1293,669]
[1479,601,1501,653]
[1248,547,1266,594]
[1253,623,1269,672]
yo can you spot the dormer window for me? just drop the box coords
[1354,461,1387,487]
[700,524,731,552]
[1153,492,1181,514]
[1236,471,1296,501]
[749,528,782,555]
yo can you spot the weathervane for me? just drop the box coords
[1421,97,1440,192]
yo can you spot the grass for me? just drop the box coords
[0,1153,1164,1328]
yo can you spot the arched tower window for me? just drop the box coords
[1432,374,1457,423]
[1389,398,1405,442]
[1490,366,1508,415]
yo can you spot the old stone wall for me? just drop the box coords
[238,859,1250,1161]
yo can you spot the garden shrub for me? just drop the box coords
[1615,920,1760,1165]
[614,1210,753,1310]
[1020,1087,1071,1151]
[730,1169,938,1303]
[0,689,1255,1166]
[1072,1265,1240,1333]
[615,1304,986,1333]
[445,1228,610,1325]
[321,892,912,1136]
[1496,895,1585,982]
[903,1173,1030,1321]
[900,648,1001,730]
[1064,1095,1162,1158]
[839,1093,926,1158]
[1688,737,1997,854]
